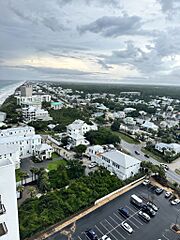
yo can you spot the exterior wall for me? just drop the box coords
[0,160,20,240]
[21,85,32,97]
[16,95,51,106]
[0,126,35,137]
[0,151,20,169]
[0,112,6,122]
[91,155,140,180]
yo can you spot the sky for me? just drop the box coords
[0,0,180,85]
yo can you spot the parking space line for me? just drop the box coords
[125,205,143,225]
[95,225,104,236]
[113,212,123,221]
[162,234,170,240]
[99,222,119,240]
[108,216,126,239]
[78,236,83,240]
[111,213,131,236]
[105,219,126,240]
[125,205,137,214]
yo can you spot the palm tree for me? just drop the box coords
[17,185,25,199]
[30,167,39,181]
[28,186,36,198]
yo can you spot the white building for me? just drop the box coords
[87,145,104,156]
[22,107,52,122]
[67,120,97,147]
[124,117,136,126]
[0,112,6,122]
[155,143,180,155]
[16,94,51,106]
[0,159,20,240]
[21,84,32,97]
[0,126,53,162]
[141,121,159,131]
[90,149,141,180]
[0,145,20,169]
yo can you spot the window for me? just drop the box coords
[0,222,8,236]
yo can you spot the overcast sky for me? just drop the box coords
[1,0,180,85]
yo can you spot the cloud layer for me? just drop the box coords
[0,0,180,85]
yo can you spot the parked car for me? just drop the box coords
[135,150,140,155]
[141,204,156,217]
[121,222,133,234]
[165,191,172,198]
[144,154,150,158]
[155,188,164,195]
[85,229,98,240]
[143,179,150,186]
[138,210,151,222]
[102,235,111,240]
[118,207,130,218]
[147,202,158,211]
[88,163,97,169]
[170,199,180,205]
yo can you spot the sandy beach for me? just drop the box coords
[0,80,25,106]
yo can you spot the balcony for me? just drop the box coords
[0,222,8,237]
[0,204,6,215]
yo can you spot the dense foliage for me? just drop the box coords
[85,127,121,145]
[0,95,20,123]
[19,166,143,239]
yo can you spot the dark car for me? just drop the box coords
[135,150,140,155]
[144,154,150,158]
[118,207,130,218]
[141,204,156,217]
[155,187,164,195]
[85,229,98,240]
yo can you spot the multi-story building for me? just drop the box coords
[16,94,51,106]
[0,112,6,123]
[0,145,20,169]
[22,107,52,122]
[0,126,53,164]
[67,120,97,147]
[20,84,32,97]
[0,159,20,240]
[89,147,140,180]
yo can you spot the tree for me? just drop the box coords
[17,185,25,198]
[74,144,87,157]
[28,186,36,198]
[37,169,50,193]
[111,120,120,131]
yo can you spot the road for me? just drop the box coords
[121,140,180,184]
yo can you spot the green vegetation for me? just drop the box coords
[16,169,28,183]
[85,127,120,145]
[49,107,91,132]
[74,144,87,157]
[51,152,60,159]
[47,159,67,171]
[0,95,20,123]
[118,132,139,144]
[141,147,164,162]
[175,169,180,175]
[19,163,143,239]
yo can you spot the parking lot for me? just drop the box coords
[48,184,180,240]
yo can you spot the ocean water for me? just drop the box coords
[0,80,25,105]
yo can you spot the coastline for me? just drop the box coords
[0,80,25,106]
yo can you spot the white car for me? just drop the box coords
[88,163,97,168]
[143,179,150,186]
[165,191,172,198]
[171,199,180,205]
[121,222,133,234]
[102,235,111,240]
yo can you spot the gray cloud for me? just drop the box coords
[56,0,121,8]
[78,14,145,37]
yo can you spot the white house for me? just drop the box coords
[67,120,97,147]
[86,145,104,156]
[155,143,180,155]
[0,159,20,240]
[0,126,53,162]
[124,117,136,126]
[0,145,20,169]
[141,121,159,131]
[35,144,53,161]
[22,107,52,122]
[16,94,51,106]
[89,148,141,180]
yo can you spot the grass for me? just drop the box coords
[112,130,140,144]
[175,169,180,175]
[15,169,22,182]
[52,152,60,159]
[141,147,165,163]
[47,159,67,171]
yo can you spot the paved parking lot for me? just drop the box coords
[48,184,180,240]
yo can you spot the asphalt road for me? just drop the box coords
[121,140,180,184]
[48,184,180,240]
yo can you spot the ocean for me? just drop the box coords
[0,80,25,105]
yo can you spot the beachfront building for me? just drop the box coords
[0,126,53,163]
[155,143,180,155]
[67,119,97,147]
[20,84,32,97]
[0,112,6,122]
[89,148,140,180]
[22,106,52,122]
[0,159,20,240]
[16,94,51,106]
[51,101,64,110]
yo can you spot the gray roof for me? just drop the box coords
[102,150,140,169]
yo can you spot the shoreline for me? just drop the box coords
[0,80,25,106]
